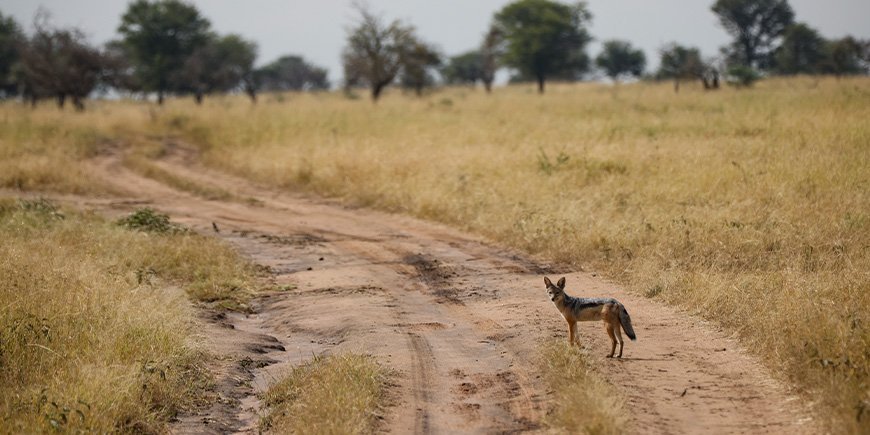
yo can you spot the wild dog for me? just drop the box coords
[544,276,637,358]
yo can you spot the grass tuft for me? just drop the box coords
[540,341,626,434]
[117,207,186,234]
[260,353,389,434]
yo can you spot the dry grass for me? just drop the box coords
[540,341,626,434]
[160,78,868,432]
[1,77,867,432]
[260,353,389,434]
[0,198,256,432]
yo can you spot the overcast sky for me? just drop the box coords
[2,0,868,84]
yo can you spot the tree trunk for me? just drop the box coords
[157,90,165,105]
[56,94,66,109]
[537,75,545,94]
[72,97,85,112]
[483,79,493,93]
[371,83,384,102]
[246,87,257,104]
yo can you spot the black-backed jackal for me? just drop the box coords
[544,276,637,358]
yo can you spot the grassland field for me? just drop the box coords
[1,76,868,433]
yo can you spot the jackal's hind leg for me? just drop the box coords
[605,323,616,358]
[614,324,624,358]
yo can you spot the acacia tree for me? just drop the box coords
[17,16,104,110]
[399,38,441,96]
[442,51,483,86]
[825,37,869,77]
[479,26,502,93]
[254,55,330,93]
[657,43,706,92]
[118,0,210,104]
[596,40,645,83]
[0,12,24,98]
[774,23,827,75]
[492,0,592,93]
[342,5,413,101]
[176,33,257,104]
[712,0,794,70]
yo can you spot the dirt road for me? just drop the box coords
[73,148,814,434]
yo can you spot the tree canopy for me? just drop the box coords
[16,16,104,110]
[774,23,827,75]
[442,51,483,86]
[712,0,794,70]
[118,0,211,104]
[342,5,413,101]
[176,33,257,104]
[254,55,330,92]
[0,12,24,97]
[492,0,593,93]
[826,37,869,77]
[399,38,442,96]
[595,40,646,82]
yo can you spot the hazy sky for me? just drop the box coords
[2,0,868,84]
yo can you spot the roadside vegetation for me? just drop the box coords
[540,341,626,433]
[0,200,255,432]
[260,353,390,434]
[0,77,867,432]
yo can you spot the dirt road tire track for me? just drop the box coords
[67,149,815,434]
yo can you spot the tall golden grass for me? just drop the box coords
[1,76,867,431]
[0,200,256,432]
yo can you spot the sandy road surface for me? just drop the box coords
[65,148,814,434]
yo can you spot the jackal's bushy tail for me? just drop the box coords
[619,306,637,341]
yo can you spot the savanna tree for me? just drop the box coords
[492,0,593,93]
[0,12,24,98]
[118,0,211,104]
[254,55,330,93]
[825,36,869,77]
[657,43,706,92]
[176,33,257,104]
[17,15,104,110]
[479,26,503,93]
[596,40,646,82]
[774,23,827,75]
[399,38,441,96]
[342,5,413,101]
[442,50,483,86]
[712,0,794,70]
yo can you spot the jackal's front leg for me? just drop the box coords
[567,320,576,346]
[568,320,579,346]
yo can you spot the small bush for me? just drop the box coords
[726,65,761,88]
[260,353,389,434]
[117,208,185,234]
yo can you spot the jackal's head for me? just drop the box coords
[544,276,566,302]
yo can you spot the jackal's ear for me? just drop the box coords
[543,276,553,287]
[557,277,566,289]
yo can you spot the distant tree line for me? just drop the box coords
[0,1,330,109]
[1,0,868,108]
